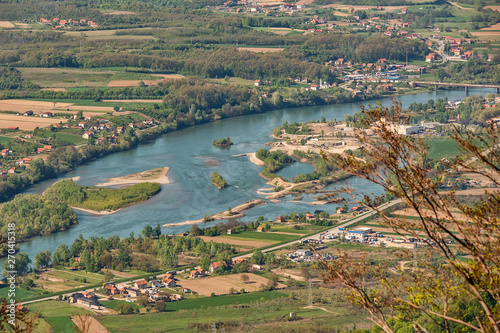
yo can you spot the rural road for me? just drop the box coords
[233,198,402,259]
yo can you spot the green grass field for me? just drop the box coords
[44,316,79,333]
[47,269,104,283]
[223,231,300,242]
[0,135,14,143]
[50,132,88,145]
[18,68,114,88]
[101,299,141,311]
[425,137,460,160]
[0,284,37,300]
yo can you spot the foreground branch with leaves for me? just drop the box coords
[320,101,500,333]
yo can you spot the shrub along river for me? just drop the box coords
[9,88,497,263]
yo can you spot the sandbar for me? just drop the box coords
[164,199,265,228]
[96,167,170,186]
[233,153,266,166]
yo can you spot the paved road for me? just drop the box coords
[233,199,402,259]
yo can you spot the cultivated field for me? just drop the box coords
[72,316,110,333]
[484,5,500,12]
[0,113,62,130]
[481,23,500,30]
[176,273,286,296]
[0,99,114,119]
[471,31,500,40]
[18,67,114,88]
[0,21,15,28]
[65,29,157,40]
[238,47,284,53]
[101,10,136,15]
[102,99,164,103]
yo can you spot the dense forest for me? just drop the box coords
[0,194,77,244]
[44,179,161,212]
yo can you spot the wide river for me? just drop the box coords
[10,88,496,262]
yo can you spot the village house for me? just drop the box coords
[209,262,224,273]
[256,226,264,232]
[190,268,206,278]
[164,279,177,288]
[41,112,53,118]
[8,167,16,174]
[254,80,261,87]
[305,213,315,220]
[150,280,162,289]
[82,131,94,139]
[104,283,120,295]
[23,110,33,116]
[276,216,285,223]
[69,292,101,309]
[337,208,347,214]
[135,280,148,289]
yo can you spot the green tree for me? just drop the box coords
[2,252,31,276]
[34,250,52,270]
[251,250,264,265]
[53,244,71,264]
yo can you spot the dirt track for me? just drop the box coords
[238,47,284,53]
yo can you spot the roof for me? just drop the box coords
[135,280,147,285]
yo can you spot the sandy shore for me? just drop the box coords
[69,206,119,215]
[164,199,265,228]
[232,153,266,166]
[96,167,170,186]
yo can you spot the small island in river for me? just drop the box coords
[44,179,161,215]
[211,172,228,189]
[213,137,233,147]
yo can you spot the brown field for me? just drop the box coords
[238,47,284,53]
[15,23,31,29]
[198,236,273,249]
[392,208,471,222]
[484,5,500,12]
[333,11,350,17]
[102,10,136,15]
[0,21,15,28]
[72,316,109,333]
[296,0,314,5]
[0,100,72,113]
[0,99,113,117]
[176,273,286,296]
[471,31,500,38]
[268,28,294,35]
[65,29,156,40]
[41,87,67,92]
[152,74,185,79]
[481,23,500,30]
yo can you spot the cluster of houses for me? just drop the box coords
[39,17,99,29]
[287,249,336,263]
[101,273,185,303]
[21,110,53,118]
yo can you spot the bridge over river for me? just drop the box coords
[411,81,500,93]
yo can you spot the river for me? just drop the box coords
[8,88,495,262]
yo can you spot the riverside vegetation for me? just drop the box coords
[44,179,161,212]
[211,172,228,189]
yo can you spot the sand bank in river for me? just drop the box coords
[96,167,169,186]
[164,199,265,228]
[232,153,266,166]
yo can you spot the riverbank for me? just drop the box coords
[96,167,170,187]
[164,199,265,228]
